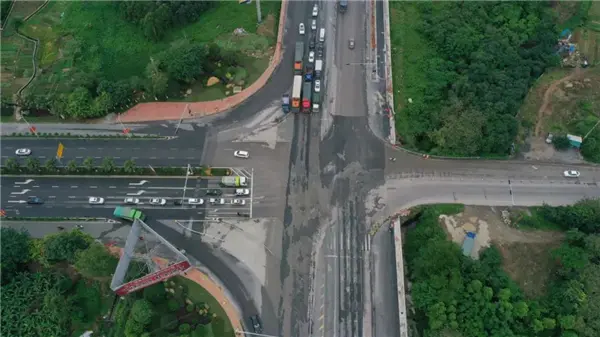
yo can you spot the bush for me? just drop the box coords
[179,323,192,334]
[186,304,195,312]
[143,282,167,304]
[167,298,181,312]
[553,135,571,150]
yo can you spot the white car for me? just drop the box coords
[149,198,167,206]
[299,23,305,35]
[188,198,204,205]
[311,19,317,30]
[312,4,318,17]
[234,150,249,159]
[235,188,250,196]
[124,198,140,205]
[15,148,31,156]
[308,51,315,63]
[209,198,226,205]
[88,197,105,205]
[563,170,581,178]
[232,199,246,206]
[314,79,321,92]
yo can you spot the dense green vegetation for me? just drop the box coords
[0,227,233,337]
[4,0,279,120]
[392,1,558,156]
[405,199,600,337]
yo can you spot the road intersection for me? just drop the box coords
[2,1,600,337]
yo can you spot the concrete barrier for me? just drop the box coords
[392,217,409,337]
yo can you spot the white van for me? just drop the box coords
[319,28,325,42]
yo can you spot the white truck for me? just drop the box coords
[315,60,323,78]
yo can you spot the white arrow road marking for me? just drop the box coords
[126,190,146,196]
[15,179,34,185]
[8,200,26,204]
[10,189,31,195]
[129,180,149,186]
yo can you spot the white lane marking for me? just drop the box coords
[76,156,83,159]
[8,200,26,204]
[52,186,59,188]
[71,186,78,188]
[69,196,76,199]
[39,156,46,159]
[10,189,30,195]
[15,179,34,185]
[33,185,40,188]
[90,186,98,188]
[126,190,146,196]
[128,180,149,186]
[49,196,56,198]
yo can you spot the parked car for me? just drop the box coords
[149,198,167,206]
[299,23,305,35]
[88,197,105,205]
[311,19,317,30]
[15,148,31,156]
[124,198,139,205]
[312,4,318,17]
[188,198,204,205]
[314,79,321,92]
[234,150,249,159]
[206,189,223,196]
[309,36,315,50]
[563,170,580,178]
[27,196,44,205]
[545,133,554,144]
[348,39,355,49]
[308,51,315,63]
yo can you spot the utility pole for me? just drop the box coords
[255,0,262,23]
[181,164,192,206]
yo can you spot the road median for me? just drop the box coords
[0,164,233,177]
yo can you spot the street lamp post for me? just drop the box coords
[181,164,192,205]
[255,0,262,23]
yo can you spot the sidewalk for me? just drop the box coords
[184,268,244,335]
[117,0,289,124]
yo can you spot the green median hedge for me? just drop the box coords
[1,157,233,177]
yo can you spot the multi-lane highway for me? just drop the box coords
[1,176,254,221]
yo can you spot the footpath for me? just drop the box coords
[117,0,289,123]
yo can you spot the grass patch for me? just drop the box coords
[0,0,44,101]
[389,2,438,146]
[500,241,561,298]
[14,0,280,102]
[171,277,235,337]
[511,207,563,231]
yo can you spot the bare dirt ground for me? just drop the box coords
[439,206,563,298]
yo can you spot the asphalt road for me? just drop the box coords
[1,135,208,166]
[1,176,254,220]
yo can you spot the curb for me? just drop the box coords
[382,0,396,146]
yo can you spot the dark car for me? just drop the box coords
[249,315,263,333]
[309,36,316,50]
[174,199,183,206]
[27,196,44,205]
[206,189,223,196]
[317,47,324,58]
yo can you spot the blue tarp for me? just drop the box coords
[560,29,572,38]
